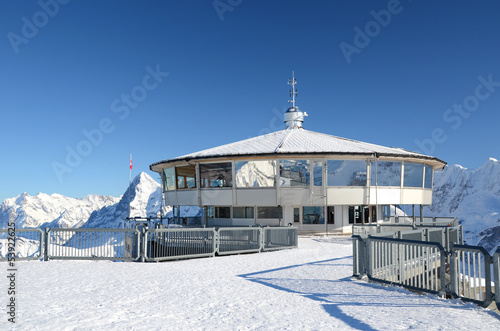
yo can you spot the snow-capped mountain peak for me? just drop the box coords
[426,157,500,253]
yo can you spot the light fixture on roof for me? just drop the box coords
[284,71,308,129]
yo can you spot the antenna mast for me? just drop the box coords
[288,71,297,108]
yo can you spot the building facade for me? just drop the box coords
[150,77,446,233]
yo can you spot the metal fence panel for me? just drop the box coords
[352,225,378,235]
[398,230,424,241]
[368,236,446,295]
[217,228,261,255]
[450,244,493,307]
[494,249,500,309]
[47,228,140,261]
[145,228,216,262]
[0,228,44,261]
[426,228,445,247]
[263,227,298,251]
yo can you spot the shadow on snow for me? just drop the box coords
[238,256,500,330]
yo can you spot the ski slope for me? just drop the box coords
[2,236,499,330]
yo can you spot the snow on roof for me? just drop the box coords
[151,127,446,169]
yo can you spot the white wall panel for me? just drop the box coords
[235,189,277,206]
[201,189,233,205]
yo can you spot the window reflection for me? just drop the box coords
[424,165,433,189]
[163,167,176,191]
[280,160,310,187]
[215,206,230,218]
[404,162,423,188]
[200,163,232,188]
[313,161,323,186]
[370,161,401,186]
[303,206,324,224]
[257,206,282,219]
[176,165,196,189]
[327,160,367,186]
[235,160,276,187]
[233,206,254,219]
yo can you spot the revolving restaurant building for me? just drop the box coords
[150,79,446,233]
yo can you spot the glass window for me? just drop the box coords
[206,206,214,219]
[424,165,433,189]
[257,206,282,219]
[404,162,423,188]
[215,206,230,218]
[163,167,176,191]
[233,207,254,219]
[293,207,300,223]
[200,163,232,188]
[176,165,196,189]
[382,205,391,222]
[235,160,276,187]
[313,161,323,186]
[280,160,310,187]
[327,160,367,186]
[303,206,324,224]
[370,161,401,186]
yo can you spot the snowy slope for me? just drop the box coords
[0,192,119,229]
[4,237,499,330]
[426,158,500,252]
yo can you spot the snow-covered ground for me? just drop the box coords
[2,236,499,330]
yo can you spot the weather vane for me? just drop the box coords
[288,71,297,108]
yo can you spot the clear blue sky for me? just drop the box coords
[1,0,499,202]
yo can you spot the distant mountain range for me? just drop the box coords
[1,159,499,252]
[425,157,500,253]
[0,172,199,230]
[0,192,120,229]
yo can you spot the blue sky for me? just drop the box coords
[1,0,499,202]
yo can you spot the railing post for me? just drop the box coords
[259,228,266,252]
[140,226,148,262]
[449,243,458,298]
[439,244,447,298]
[43,228,50,261]
[366,237,373,279]
[494,248,500,309]
[484,253,493,306]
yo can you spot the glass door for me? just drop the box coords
[293,207,301,225]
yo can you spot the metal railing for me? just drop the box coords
[0,228,44,261]
[218,227,261,255]
[263,227,298,251]
[368,236,446,295]
[450,244,494,307]
[47,228,141,261]
[0,226,298,263]
[145,228,216,262]
[353,223,463,251]
[381,216,459,227]
[144,227,298,261]
[354,233,500,309]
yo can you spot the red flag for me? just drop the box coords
[130,155,133,170]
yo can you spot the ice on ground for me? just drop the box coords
[1,236,499,330]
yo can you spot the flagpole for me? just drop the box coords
[128,153,132,220]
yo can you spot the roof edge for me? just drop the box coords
[150,152,446,172]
